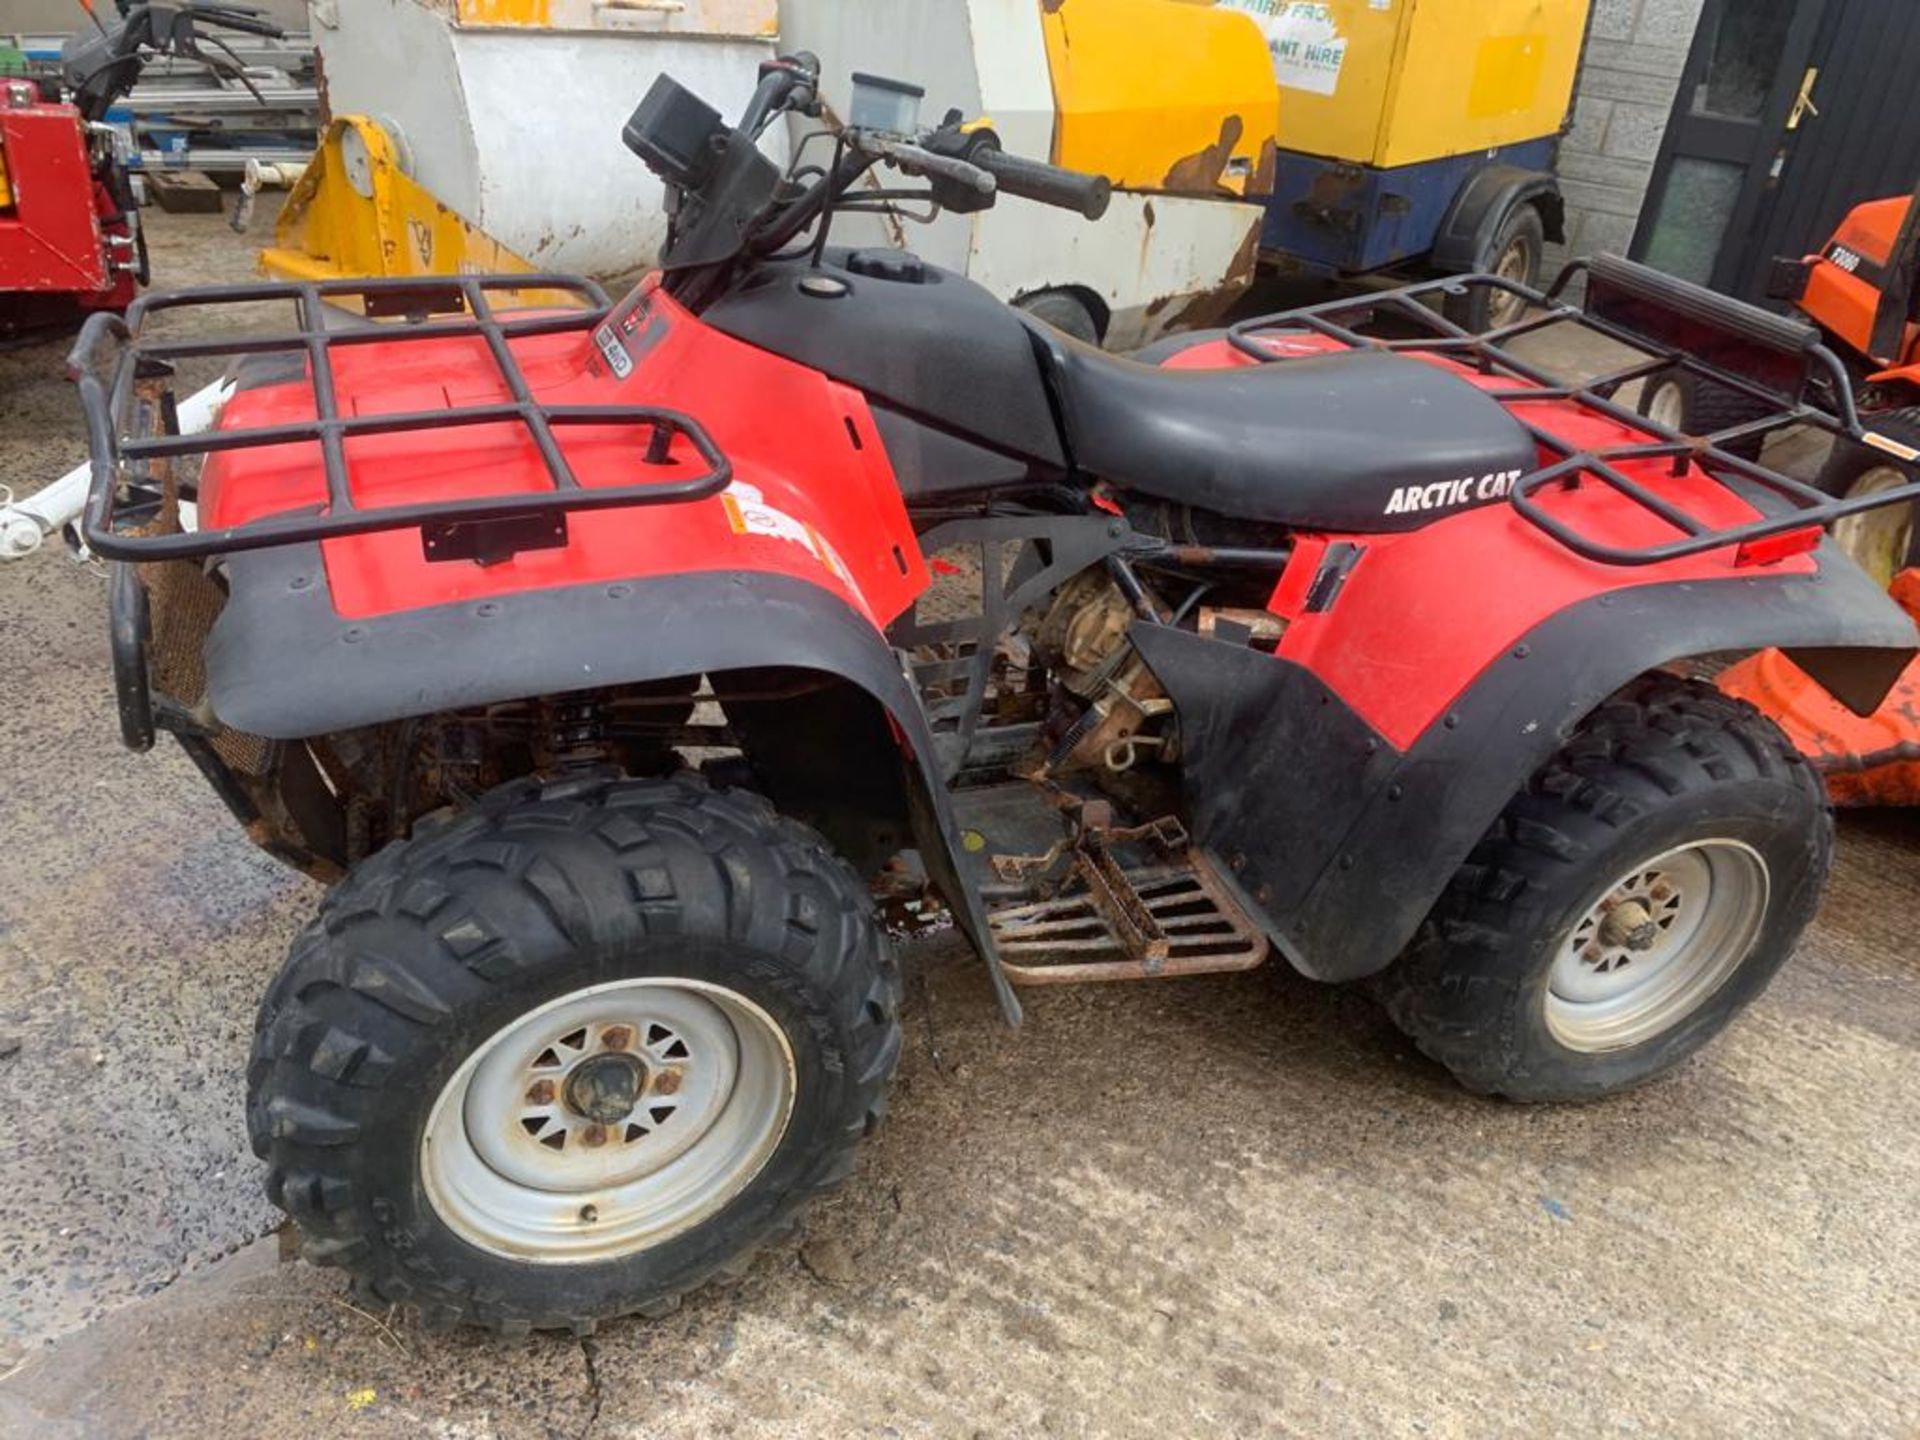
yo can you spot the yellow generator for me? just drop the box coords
[1220,0,1589,328]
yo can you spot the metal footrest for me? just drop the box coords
[987,844,1268,985]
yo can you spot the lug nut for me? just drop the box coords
[526,1079,556,1106]
[601,1025,634,1052]
[652,1068,683,1096]
[581,1124,607,1148]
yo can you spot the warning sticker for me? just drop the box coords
[1217,1,1348,97]
[719,482,862,602]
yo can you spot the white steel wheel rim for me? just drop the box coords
[422,977,795,1263]
[1831,464,1914,589]
[1645,378,1687,432]
[1544,840,1769,1054]
[1485,234,1535,329]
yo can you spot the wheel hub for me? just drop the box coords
[1545,840,1769,1053]
[505,1014,701,1165]
[563,1051,650,1125]
[1597,898,1659,952]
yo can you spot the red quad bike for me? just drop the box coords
[0,2,281,339]
[70,56,1920,1333]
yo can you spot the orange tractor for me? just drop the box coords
[1699,180,1920,804]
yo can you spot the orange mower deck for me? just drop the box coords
[1719,568,1920,805]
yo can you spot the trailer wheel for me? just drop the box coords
[1017,288,1103,345]
[1636,369,1768,462]
[247,771,900,1333]
[1444,204,1544,333]
[1376,675,1829,1102]
[1818,407,1920,588]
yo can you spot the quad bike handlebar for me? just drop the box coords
[625,54,1113,308]
[875,125,1113,221]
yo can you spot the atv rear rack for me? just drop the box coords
[68,273,733,563]
[1228,253,1920,567]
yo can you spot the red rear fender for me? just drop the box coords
[1133,329,1915,984]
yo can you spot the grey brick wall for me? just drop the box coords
[1551,0,1705,269]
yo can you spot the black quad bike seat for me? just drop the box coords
[705,251,1538,531]
[1030,325,1543,533]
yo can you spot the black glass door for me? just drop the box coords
[1631,0,1827,292]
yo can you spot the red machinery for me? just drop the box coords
[0,3,279,339]
[0,74,141,337]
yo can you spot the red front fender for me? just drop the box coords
[199,282,930,629]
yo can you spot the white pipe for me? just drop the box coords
[232,157,308,233]
[1,378,236,561]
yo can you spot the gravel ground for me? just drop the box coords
[0,208,1916,1438]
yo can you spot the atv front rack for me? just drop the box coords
[1228,254,1920,567]
[68,273,733,563]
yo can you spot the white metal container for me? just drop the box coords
[305,0,1260,346]
[308,0,779,278]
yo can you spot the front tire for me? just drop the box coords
[247,771,900,1333]
[1376,676,1829,1102]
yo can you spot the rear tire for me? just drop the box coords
[247,771,901,1333]
[1636,369,1768,461]
[1375,676,1829,1102]
[1817,407,1920,588]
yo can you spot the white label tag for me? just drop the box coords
[593,323,634,379]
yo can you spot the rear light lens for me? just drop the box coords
[1735,527,1821,567]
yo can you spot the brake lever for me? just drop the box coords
[857,136,995,197]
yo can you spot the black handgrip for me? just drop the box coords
[974,146,1112,221]
[1587,253,1819,357]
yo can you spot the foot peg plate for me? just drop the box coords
[986,830,1268,985]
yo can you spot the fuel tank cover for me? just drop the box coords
[845,250,930,284]
[703,250,1067,470]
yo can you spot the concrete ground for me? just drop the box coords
[1,209,1918,1438]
